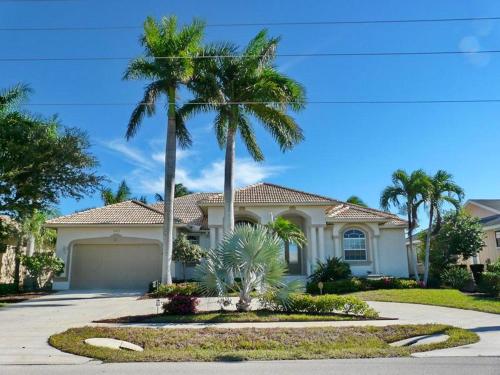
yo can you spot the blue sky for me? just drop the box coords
[1,0,500,216]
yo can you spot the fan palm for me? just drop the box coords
[101,180,132,205]
[380,169,428,281]
[180,30,306,234]
[422,170,464,285]
[123,16,204,284]
[195,224,288,312]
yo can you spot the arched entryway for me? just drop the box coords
[278,213,307,275]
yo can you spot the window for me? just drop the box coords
[343,229,367,261]
[496,231,500,248]
[186,235,200,245]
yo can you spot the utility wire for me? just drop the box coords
[1,49,499,62]
[2,16,500,31]
[18,99,500,107]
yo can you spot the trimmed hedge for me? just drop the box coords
[150,282,201,298]
[478,272,500,297]
[162,295,199,315]
[0,283,17,295]
[262,293,378,318]
[306,277,420,295]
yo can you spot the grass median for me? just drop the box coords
[49,324,477,362]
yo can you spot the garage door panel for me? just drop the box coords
[70,244,161,290]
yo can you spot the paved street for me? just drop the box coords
[0,291,499,365]
[2,357,500,375]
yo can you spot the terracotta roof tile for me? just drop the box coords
[151,192,216,227]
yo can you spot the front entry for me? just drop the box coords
[70,243,161,290]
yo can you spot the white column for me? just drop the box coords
[310,226,317,267]
[209,227,216,249]
[372,235,380,274]
[333,235,341,259]
[217,227,224,245]
[317,226,325,262]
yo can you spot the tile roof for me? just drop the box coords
[45,200,165,225]
[45,183,406,227]
[199,182,336,204]
[469,199,500,213]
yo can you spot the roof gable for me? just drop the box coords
[467,199,500,214]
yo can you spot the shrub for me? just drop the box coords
[0,283,17,295]
[441,267,472,290]
[162,294,199,315]
[308,257,351,284]
[20,252,64,289]
[307,278,362,294]
[172,233,204,281]
[486,260,500,273]
[477,272,500,297]
[151,282,201,298]
[262,293,378,318]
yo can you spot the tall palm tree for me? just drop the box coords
[346,195,368,207]
[380,169,428,281]
[155,183,192,201]
[180,30,306,234]
[0,83,31,115]
[124,16,204,284]
[101,180,132,205]
[422,170,464,285]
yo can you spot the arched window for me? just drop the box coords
[343,229,367,261]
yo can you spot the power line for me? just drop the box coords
[2,16,500,31]
[1,49,498,62]
[18,99,500,107]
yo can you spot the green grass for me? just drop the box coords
[49,324,478,362]
[352,289,500,314]
[95,310,369,324]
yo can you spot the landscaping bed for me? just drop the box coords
[94,309,385,324]
[49,324,478,362]
[352,289,500,314]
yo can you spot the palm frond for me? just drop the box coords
[238,112,264,161]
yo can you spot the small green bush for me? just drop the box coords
[486,260,500,274]
[150,282,201,298]
[441,267,472,290]
[0,283,17,295]
[162,294,199,315]
[306,277,420,295]
[262,293,378,318]
[477,272,500,297]
[308,257,351,284]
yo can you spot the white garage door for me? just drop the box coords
[70,243,161,290]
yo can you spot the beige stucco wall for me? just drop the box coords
[464,204,497,219]
[477,229,500,264]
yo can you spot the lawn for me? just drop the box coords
[95,310,376,324]
[49,324,477,362]
[352,289,500,314]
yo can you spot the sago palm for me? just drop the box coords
[124,16,204,284]
[422,170,464,285]
[380,169,428,281]
[180,30,306,234]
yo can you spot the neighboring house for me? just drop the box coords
[405,232,424,277]
[464,199,500,265]
[46,182,409,290]
[0,215,24,284]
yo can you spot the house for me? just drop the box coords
[463,199,500,265]
[45,182,409,290]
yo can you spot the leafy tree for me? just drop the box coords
[430,210,485,278]
[195,225,291,312]
[180,30,305,235]
[101,180,132,205]
[172,233,203,281]
[124,16,204,284]
[346,195,368,207]
[380,169,428,281]
[155,183,192,202]
[20,252,64,289]
[422,170,464,285]
[266,216,307,247]
[21,209,57,256]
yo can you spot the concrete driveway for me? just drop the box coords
[0,291,499,365]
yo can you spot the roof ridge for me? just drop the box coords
[46,200,137,223]
[259,182,338,202]
[132,200,165,216]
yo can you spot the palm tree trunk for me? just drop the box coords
[162,87,177,285]
[423,206,434,286]
[408,207,420,282]
[223,127,236,235]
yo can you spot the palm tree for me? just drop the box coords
[266,217,307,248]
[422,170,464,285]
[346,195,368,207]
[180,30,306,234]
[380,169,428,281]
[0,83,31,115]
[101,180,132,205]
[124,16,204,284]
[155,183,192,201]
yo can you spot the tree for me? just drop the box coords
[0,90,102,218]
[124,16,204,284]
[195,224,288,312]
[172,233,203,281]
[21,209,57,256]
[430,210,485,278]
[155,183,192,202]
[180,30,306,235]
[422,170,464,285]
[380,169,428,281]
[0,83,31,115]
[346,195,368,207]
[20,252,64,289]
[101,180,132,205]
[266,216,307,248]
